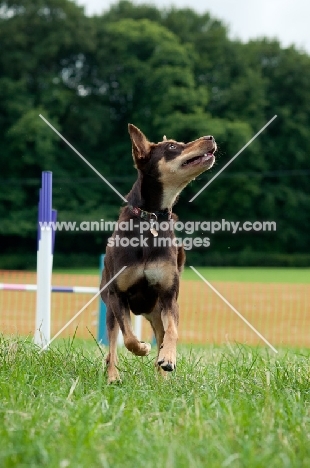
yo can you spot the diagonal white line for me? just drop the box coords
[190,266,278,353]
[189,115,277,202]
[39,266,127,352]
[39,114,128,203]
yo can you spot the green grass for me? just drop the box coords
[1,337,310,467]
[52,267,310,284]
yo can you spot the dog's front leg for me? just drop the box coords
[106,305,121,384]
[144,307,167,376]
[109,291,151,357]
[157,298,179,372]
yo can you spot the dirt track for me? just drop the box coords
[1,271,309,347]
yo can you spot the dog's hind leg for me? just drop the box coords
[109,292,151,357]
[157,296,179,372]
[106,306,121,384]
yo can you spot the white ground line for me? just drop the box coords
[39,114,128,203]
[39,266,127,352]
[189,266,278,353]
[189,115,277,202]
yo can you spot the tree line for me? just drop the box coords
[0,0,309,268]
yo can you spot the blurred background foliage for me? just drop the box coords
[0,0,309,268]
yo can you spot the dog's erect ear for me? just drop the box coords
[128,124,151,161]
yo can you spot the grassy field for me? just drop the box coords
[1,337,310,467]
[53,267,310,284]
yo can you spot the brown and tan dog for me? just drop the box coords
[100,124,216,383]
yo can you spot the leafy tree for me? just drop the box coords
[0,0,309,267]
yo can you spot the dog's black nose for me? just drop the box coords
[204,135,214,141]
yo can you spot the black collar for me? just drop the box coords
[128,204,172,221]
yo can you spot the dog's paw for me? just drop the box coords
[157,346,176,372]
[108,376,122,385]
[107,369,121,385]
[124,339,151,356]
[138,341,151,356]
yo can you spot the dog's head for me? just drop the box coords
[128,124,217,208]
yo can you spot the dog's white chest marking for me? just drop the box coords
[144,268,164,285]
[116,263,176,292]
[144,262,176,289]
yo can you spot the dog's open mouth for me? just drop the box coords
[182,151,215,168]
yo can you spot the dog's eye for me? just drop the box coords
[168,144,177,150]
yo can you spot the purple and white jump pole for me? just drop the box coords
[34,171,57,348]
